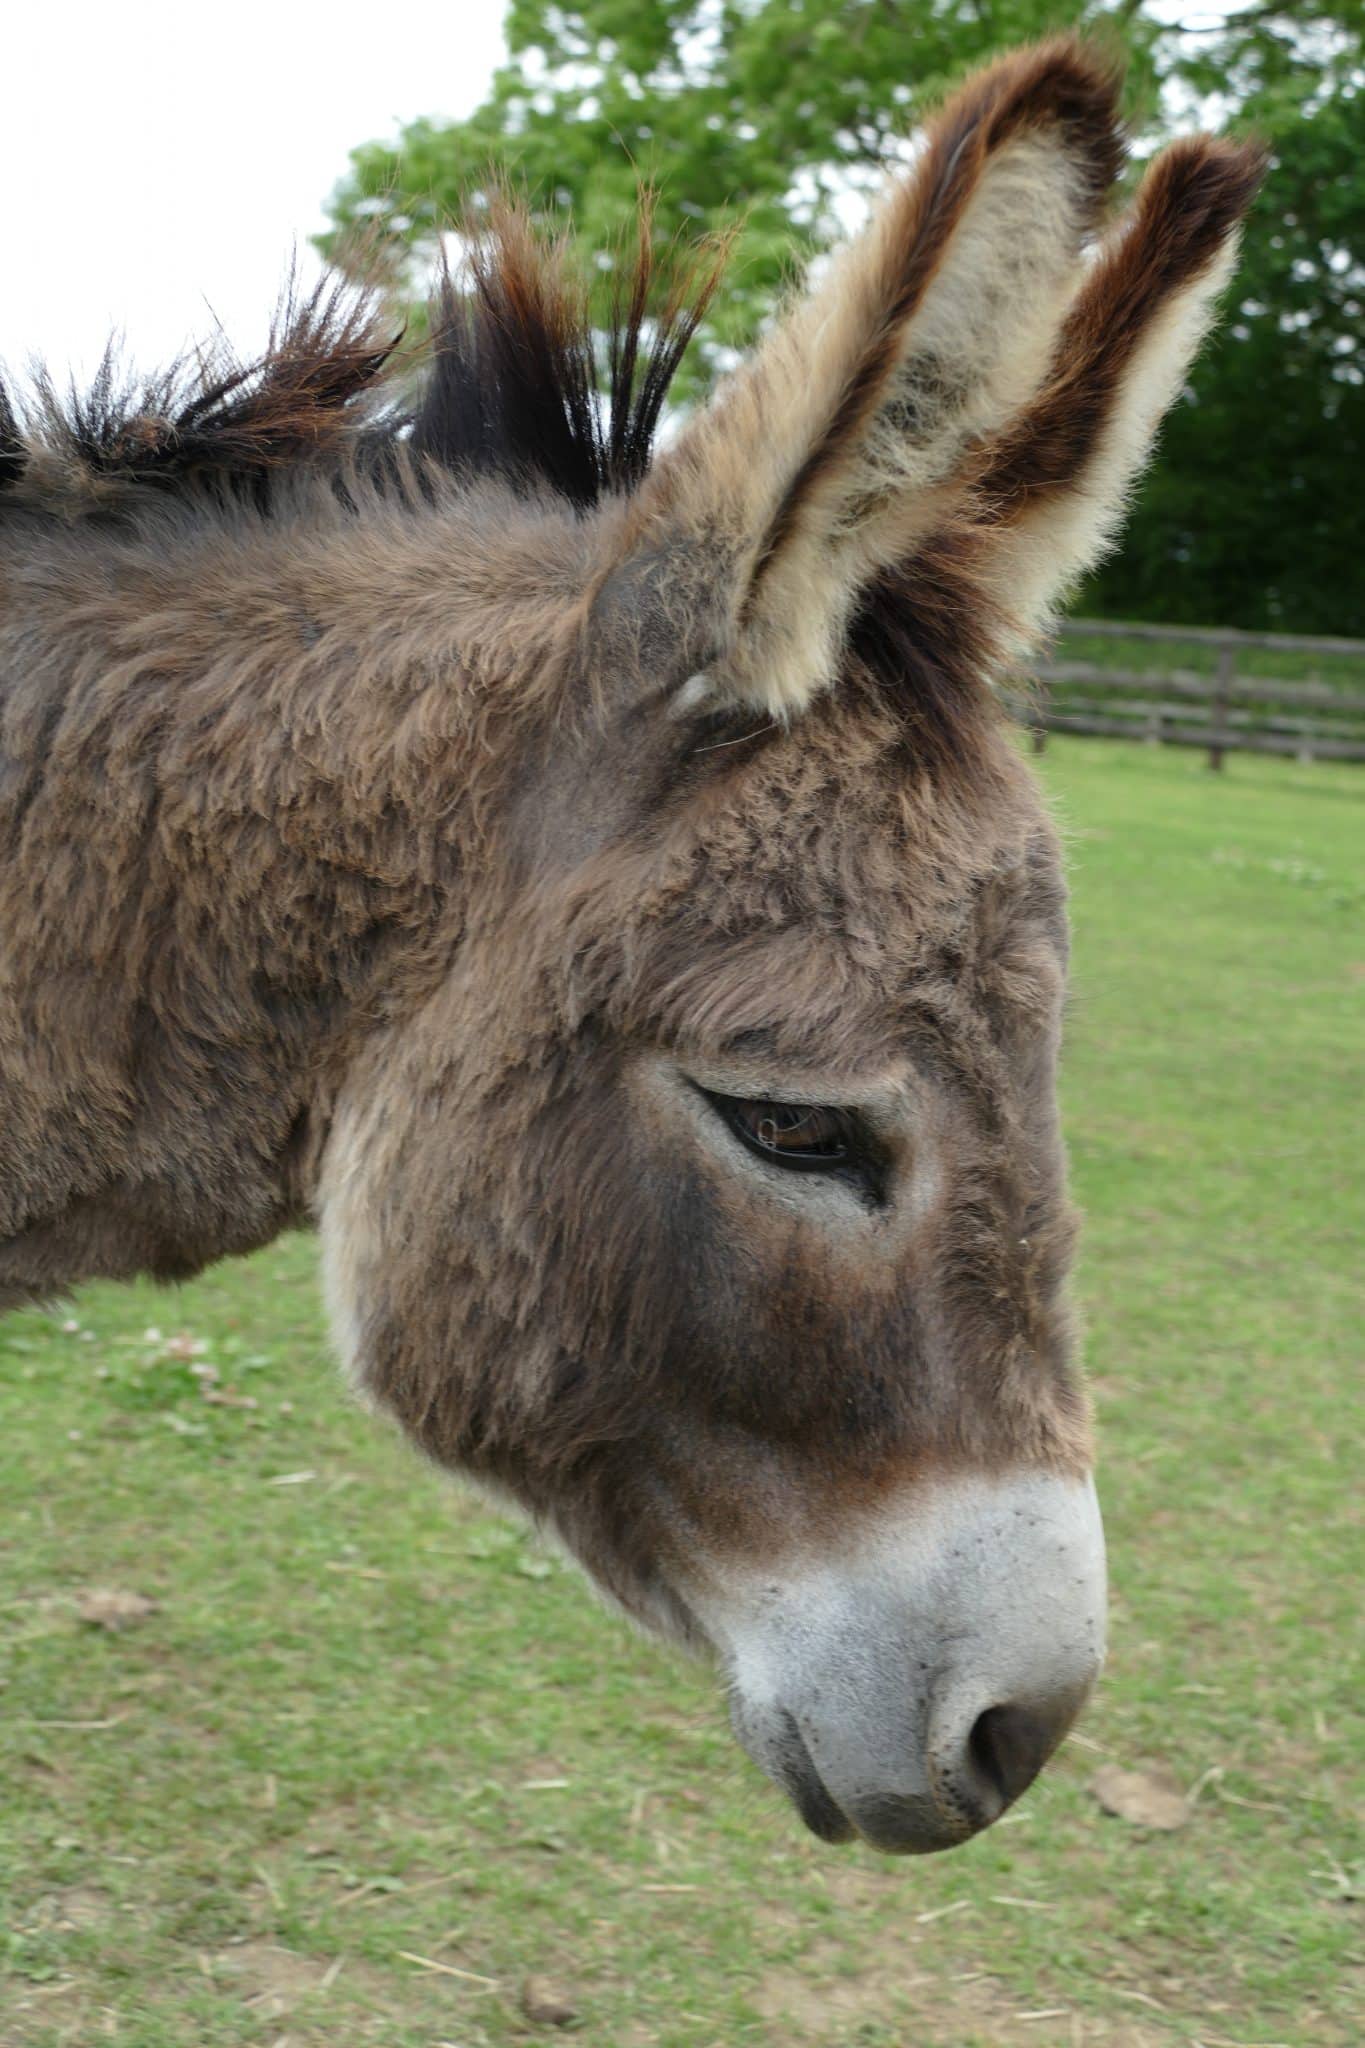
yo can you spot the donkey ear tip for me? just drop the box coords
[1215,132,1272,193]
[937,32,1124,134]
[1015,31,1127,104]
[1140,132,1270,242]
[1163,130,1269,179]
[963,35,1127,202]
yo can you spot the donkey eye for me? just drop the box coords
[695,1086,886,1203]
[723,1097,850,1163]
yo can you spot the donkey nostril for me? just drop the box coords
[967,1703,1056,1811]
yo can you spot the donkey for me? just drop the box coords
[0,42,1260,1853]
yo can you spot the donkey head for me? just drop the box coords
[320,43,1261,1852]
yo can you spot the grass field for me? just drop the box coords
[2,738,1362,2048]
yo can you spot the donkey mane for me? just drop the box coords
[0,192,1003,784]
[0,204,725,517]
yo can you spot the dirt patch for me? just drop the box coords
[75,1587,158,1631]
[749,1866,1169,2048]
[753,1949,1169,2048]
[209,1939,400,2026]
[211,1939,334,2019]
[21,1884,114,1933]
[1090,1763,1192,1831]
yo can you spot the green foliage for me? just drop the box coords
[1088,12,1365,634]
[318,1,1159,385]
[319,4,1364,630]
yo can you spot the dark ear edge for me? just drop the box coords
[973,134,1267,518]
[745,36,1128,604]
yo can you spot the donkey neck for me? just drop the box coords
[0,486,577,1299]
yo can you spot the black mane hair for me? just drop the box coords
[413,201,727,509]
[0,273,397,509]
[0,204,726,516]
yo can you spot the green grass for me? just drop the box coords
[3,739,1362,2048]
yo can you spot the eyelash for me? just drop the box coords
[695,1086,888,1205]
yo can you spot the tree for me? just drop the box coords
[1089,14,1365,631]
[318,2,1161,379]
[320,3,1365,632]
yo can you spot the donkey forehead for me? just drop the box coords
[543,669,1063,913]
[557,838,1069,1093]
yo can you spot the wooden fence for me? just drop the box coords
[1011,619,1365,768]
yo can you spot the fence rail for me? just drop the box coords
[1011,620,1365,767]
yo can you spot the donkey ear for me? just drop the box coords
[956,133,1266,646]
[597,38,1126,718]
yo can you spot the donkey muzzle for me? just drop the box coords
[700,1471,1105,1854]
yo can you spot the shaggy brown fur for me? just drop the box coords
[0,43,1260,1628]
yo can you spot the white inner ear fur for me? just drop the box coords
[671,671,715,716]
[988,233,1242,655]
[845,132,1092,523]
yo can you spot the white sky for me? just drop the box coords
[2,3,508,385]
[2,1,1250,391]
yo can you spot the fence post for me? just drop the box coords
[1030,672,1049,753]
[1209,642,1234,771]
